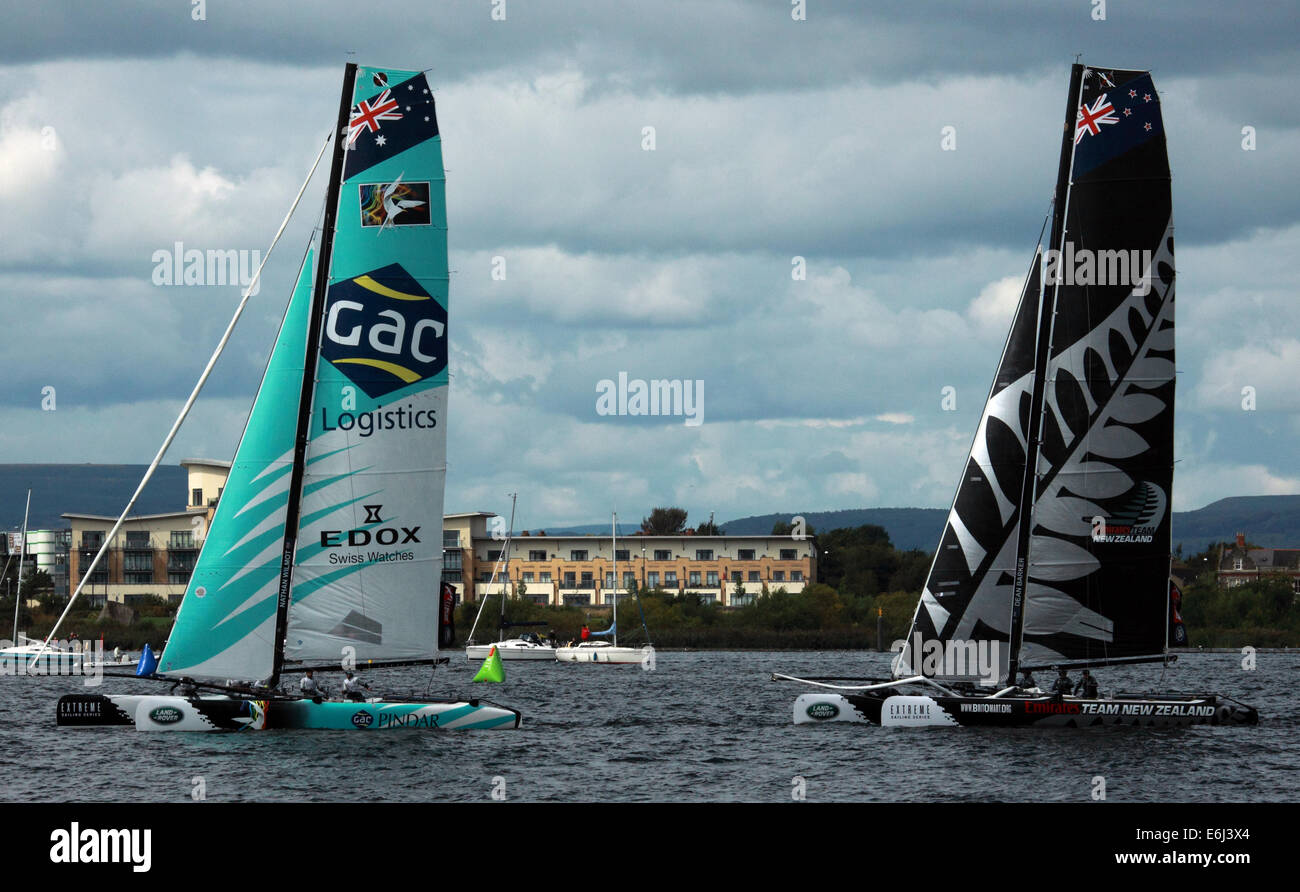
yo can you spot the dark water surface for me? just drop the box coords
[2,651,1295,802]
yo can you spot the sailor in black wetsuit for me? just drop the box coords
[1051,668,1073,698]
[1074,669,1099,699]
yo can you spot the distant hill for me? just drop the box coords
[0,464,188,531]
[720,497,1300,556]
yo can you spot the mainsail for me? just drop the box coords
[898,64,1175,681]
[162,64,450,682]
[282,65,449,669]
[1019,66,1174,666]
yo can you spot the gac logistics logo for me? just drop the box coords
[352,710,374,728]
[322,262,447,399]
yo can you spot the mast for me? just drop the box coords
[499,493,516,637]
[1005,62,1084,686]
[12,489,30,644]
[268,62,358,688]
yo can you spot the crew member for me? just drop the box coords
[1018,669,1038,691]
[300,669,322,701]
[1051,667,1073,697]
[580,624,591,642]
[1074,669,1099,698]
[342,671,370,702]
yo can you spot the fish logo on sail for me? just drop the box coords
[322,263,448,399]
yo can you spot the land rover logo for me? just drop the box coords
[352,710,374,728]
[806,702,839,720]
[149,706,183,724]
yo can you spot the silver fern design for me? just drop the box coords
[895,254,1042,680]
[1021,219,1176,664]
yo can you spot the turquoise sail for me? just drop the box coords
[159,252,314,681]
[284,66,449,665]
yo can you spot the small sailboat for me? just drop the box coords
[775,62,1257,728]
[555,513,652,664]
[465,492,556,661]
[50,63,520,731]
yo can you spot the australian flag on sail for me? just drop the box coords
[1071,70,1165,180]
[344,70,440,180]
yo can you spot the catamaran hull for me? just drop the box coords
[794,692,1259,728]
[56,693,521,731]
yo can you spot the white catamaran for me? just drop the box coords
[776,62,1257,729]
[555,514,652,664]
[50,63,520,731]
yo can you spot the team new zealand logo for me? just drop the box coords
[321,263,447,399]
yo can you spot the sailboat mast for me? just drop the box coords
[1005,62,1085,686]
[268,62,358,689]
[12,489,30,644]
[499,492,516,635]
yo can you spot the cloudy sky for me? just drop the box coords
[2,0,1298,530]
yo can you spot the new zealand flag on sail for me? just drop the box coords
[1071,70,1165,180]
[344,71,440,180]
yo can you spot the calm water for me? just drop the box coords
[2,651,1296,802]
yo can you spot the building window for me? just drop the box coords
[529,549,546,562]
[125,571,153,584]
[731,571,742,583]
[123,551,152,572]
[580,572,594,589]
[605,571,615,588]
[700,591,717,603]
[648,572,659,588]
[571,550,588,561]
[654,549,671,561]
[624,572,635,588]
[487,550,502,562]
[696,549,713,561]
[125,531,151,547]
[540,572,552,583]
[689,571,701,586]
[169,531,194,549]
[615,549,630,562]
[192,488,203,506]
[168,572,192,585]
[443,530,461,548]
[706,571,719,586]
[791,570,803,582]
[665,571,678,586]
[780,548,797,561]
[733,592,755,606]
[738,549,756,561]
[748,570,760,582]
[1233,558,1243,571]
[522,572,535,583]
[563,594,591,606]
[443,551,463,570]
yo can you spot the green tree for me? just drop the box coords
[641,507,688,535]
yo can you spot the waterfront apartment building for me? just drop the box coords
[1217,532,1300,592]
[63,459,228,606]
[445,514,818,608]
[3,528,70,599]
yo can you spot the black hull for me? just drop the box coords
[795,690,1258,728]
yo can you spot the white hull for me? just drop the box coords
[466,641,556,661]
[554,643,651,664]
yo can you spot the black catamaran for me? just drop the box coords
[776,63,1258,729]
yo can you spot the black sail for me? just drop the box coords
[895,249,1041,681]
[1021,66,1175,664]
